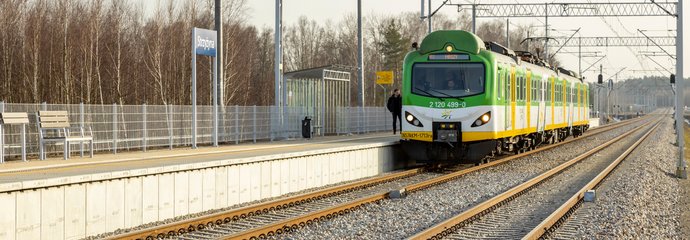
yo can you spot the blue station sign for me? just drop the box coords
[193,28,217,57]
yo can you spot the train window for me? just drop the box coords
[556,83,560,103]
[498,68,503,100]
[515,76,520,101]
[536,79,541,101]
[532,79,537,101]
[517,77,520,101]
[518,77,525,101]
[517,77,522,101]
[411,62,486,98]
[531,79,534,101]
[522,77,526,101]
[549,80,556,102]
[519,76,523,101]
[533,79,536,101]
[536,79,540,101]
[521,77,525,101]
[505,71,515,102]
[519,77,523,101]
[549,81,552,103]
[546,81,550,102]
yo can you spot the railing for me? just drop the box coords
[0,102,392,160]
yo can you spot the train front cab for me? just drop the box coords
[400,31,500,164]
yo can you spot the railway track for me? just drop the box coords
[409,117,660,240]
[105,167,428,240]
[109,117,646,240]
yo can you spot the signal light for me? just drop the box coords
[671,74,675,84]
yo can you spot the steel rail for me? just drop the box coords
[217,118,649,240]
[403,117,646,193]
[106,168,423,240]
[408,118,657,240]
[522,121,661,240]
[113,116,644,239]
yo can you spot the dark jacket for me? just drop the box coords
[387,95,402,114]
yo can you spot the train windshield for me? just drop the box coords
[411,63,485,98]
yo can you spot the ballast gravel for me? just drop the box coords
[279,120,648,239]
[554,118,685,240]
[82,169,418,240]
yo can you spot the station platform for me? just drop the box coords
[0,132,406,240]
[0,133,402,189]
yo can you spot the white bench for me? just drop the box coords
[0,112,30,163]
[37,111,94,160]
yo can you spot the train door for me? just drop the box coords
[506,66,517,130]
[568,84,573,128]
[524,69,534,130]
[501,67,509,131]
[504,66,514,132]
[549,77,554,127]
[538,75,547,132]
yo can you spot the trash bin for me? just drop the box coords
[302,116,312,139]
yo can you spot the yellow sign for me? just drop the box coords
[401,131,433,142]
[376,71,394,85]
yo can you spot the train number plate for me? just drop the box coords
[429,101,466,108]
[401,131,433,141]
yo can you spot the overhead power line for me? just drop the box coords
[461,2,677,18]
[526,36,675,47]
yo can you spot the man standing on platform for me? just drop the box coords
[387,89,402,134]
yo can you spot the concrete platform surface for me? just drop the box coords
[0,133,400,188]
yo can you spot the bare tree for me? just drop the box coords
[144,3,167,105]
[56,0,72,103]
[0,0,25,102]
[25,0,45,103]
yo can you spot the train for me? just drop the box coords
[400,30,590,164]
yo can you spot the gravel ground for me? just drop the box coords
[279,120,648,240]
[681,126,690,239]
[447,122,647,240]
[553,117,685,240]
[83,169,417,239]
[174,172,443,239]
[682,174,690,239]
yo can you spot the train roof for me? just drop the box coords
[419,30,485,55]
[493,51,583,83]
[418,30,582,83]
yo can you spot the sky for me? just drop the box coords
[241,0,689,83]
[146,0,689,83]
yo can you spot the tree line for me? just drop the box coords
[0,0,553,106]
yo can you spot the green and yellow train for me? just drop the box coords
[400,30,590,164]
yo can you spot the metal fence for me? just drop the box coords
[0,102,392,160]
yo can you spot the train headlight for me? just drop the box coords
[481,114,490,122]
[471,111,491,127]
[405,111,424,127]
